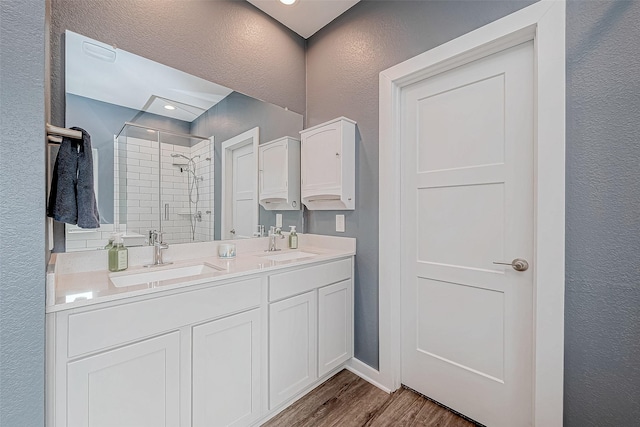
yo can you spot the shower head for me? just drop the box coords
[171,153,189,160]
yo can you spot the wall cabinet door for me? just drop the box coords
[269,290,317,409]
[301,123,342,192]
[318,279,353,377]
[260,141,288,198]
[67,332,181,427]
[259,137,301,210]
[192,309,261,427]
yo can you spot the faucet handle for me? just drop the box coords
[148,229,156,245]
[155,231,165,243]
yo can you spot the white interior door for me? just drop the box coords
[221,128,259,240]
[401,41,534,427]
[232,143,255,239]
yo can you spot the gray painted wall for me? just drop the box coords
[0,0,46,426]
[50,0,306,127]
[306,0,536,370]
[191,91,304,240]
[565,1,640,425]
[306,0,640,425]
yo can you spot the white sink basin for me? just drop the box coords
[109,263,222,288]
[260,251,318,262]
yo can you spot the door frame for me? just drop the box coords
[221,127,259,240]
[377,1,565,426]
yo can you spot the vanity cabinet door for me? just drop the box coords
[318,279,353,377]
[192,309,261,427]
[66,332,181,427]
[269,290,317,409]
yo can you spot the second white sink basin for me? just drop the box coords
[109,263,222,288]
[260,251,318,262]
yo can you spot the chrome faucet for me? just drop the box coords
[145,230,172,267]
[267,226,285,252]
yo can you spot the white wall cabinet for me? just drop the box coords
[269,291,318,409]
[300,117,356,210]
[259,137,301,210]
[192,309,261,427]
[67,332,181,427]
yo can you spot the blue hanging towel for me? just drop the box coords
[47,127,100,228]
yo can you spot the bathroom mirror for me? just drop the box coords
[64,31,303,252]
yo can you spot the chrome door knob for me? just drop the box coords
[493,258,529,272]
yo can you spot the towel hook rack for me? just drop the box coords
[46,123,82,144]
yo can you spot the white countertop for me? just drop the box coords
[47,234,356,313]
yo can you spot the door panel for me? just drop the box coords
[192,309,261,427]
[417,74,505,172]
[67,332,180,427]
[416,278,505,381]
[318,279,353,377]
[232,143,255,239]
[401,41,534,427]
[301,127,340,190]
[269,291,317,410]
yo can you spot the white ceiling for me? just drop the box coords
[247,0,360,39]
[65,31,233,122]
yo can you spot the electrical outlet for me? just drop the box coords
[336,215,345,233]
[276,214,283,228]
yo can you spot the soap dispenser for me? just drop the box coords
[108,233,128,272]
[289,226,298,249]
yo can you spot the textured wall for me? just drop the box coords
[565,1,640,425]
[50,0,306,127]
[0,0,46,426]
[306,0,535,369]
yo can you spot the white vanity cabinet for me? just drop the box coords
[47,249,355,427]
[267,258,353,411]
[300,117,356,210]
[192,309,262,427]
[48,277,262,427]
[258,137,301,210]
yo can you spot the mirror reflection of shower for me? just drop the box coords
[171,153,204,241]
[115,122,214,245]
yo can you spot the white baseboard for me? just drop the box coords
[345,358,393,394]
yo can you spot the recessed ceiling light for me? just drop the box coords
[279,0,297,5]
[164,104,176,110]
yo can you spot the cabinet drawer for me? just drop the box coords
[66,277,261,358]
[268,258,351,302]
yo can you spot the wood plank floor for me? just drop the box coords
[263,370,478,427]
